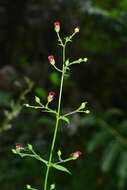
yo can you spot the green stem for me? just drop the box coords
[63,109,79,117]
[57,32,64,46]
[43,42,66,190]
[53,64,62,73]
[55,157,73,164]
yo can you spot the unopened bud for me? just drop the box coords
[27,144,33,151]
[85,110,90,114]
[83,58,88,62]
[50,184,55,190]
[65,59,69,66]
[47,92,56,102]
[54,22,60,32]
[48,55,55,65]
[72,151,82,159]
[79,102,87,109]
[26,185,31,189]
[78,58,82,62]
[74,26,80,33]
[15,143,24,151]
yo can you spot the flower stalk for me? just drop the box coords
[12,22,88,190]
[43,32,66,190]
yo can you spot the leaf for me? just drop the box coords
[104,108,123,121]
[34,88,47,98]
[0,91,12,107]
[60,116,70,124]
[49,72,60,85]
[51,163,71,174]
[87,130,110,153]
[117,151,127,188]
[101,141,122,172]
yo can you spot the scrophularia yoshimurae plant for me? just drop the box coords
[12,21,90,190]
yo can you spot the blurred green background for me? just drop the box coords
[1,0,127,189]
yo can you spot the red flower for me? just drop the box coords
[48,92,56,102]
[74,26,80,33]
[54,22,60,32]
[15,143,22,151]
[72,151,82,159]
[48,55,55,65]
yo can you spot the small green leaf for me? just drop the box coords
[60,116,70,124]
[34,87,47,98]
[51,163,71,174]
[35,96,41,104]
[49,72,60,86]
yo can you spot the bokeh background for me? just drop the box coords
[1,0,127,190]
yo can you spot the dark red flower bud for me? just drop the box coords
[54,22,60,32]
[72,151,82,159]
[48,55,55,65]
[48,92,56,102]
[15,143,22,151]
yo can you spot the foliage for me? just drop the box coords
[85,108,127,189]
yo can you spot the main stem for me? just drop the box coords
[44,44,66,190]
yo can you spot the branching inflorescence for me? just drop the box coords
[12,21,90,190]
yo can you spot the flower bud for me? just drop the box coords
[85,110,90,114]
[47,92,56,102]
[54,22,60,32]
[50,184,55,190]
[65,59,69,66]
[48,55,55,65]
[78,58,82,62]
[79,102,87,109]
[83,58,88,62]
[72,151,82,159]
[26,185,31,189]
[27,144,33,151]
[74,26,80,33]
[15,143,24,151]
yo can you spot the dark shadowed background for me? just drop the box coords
[1,0,127,190]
